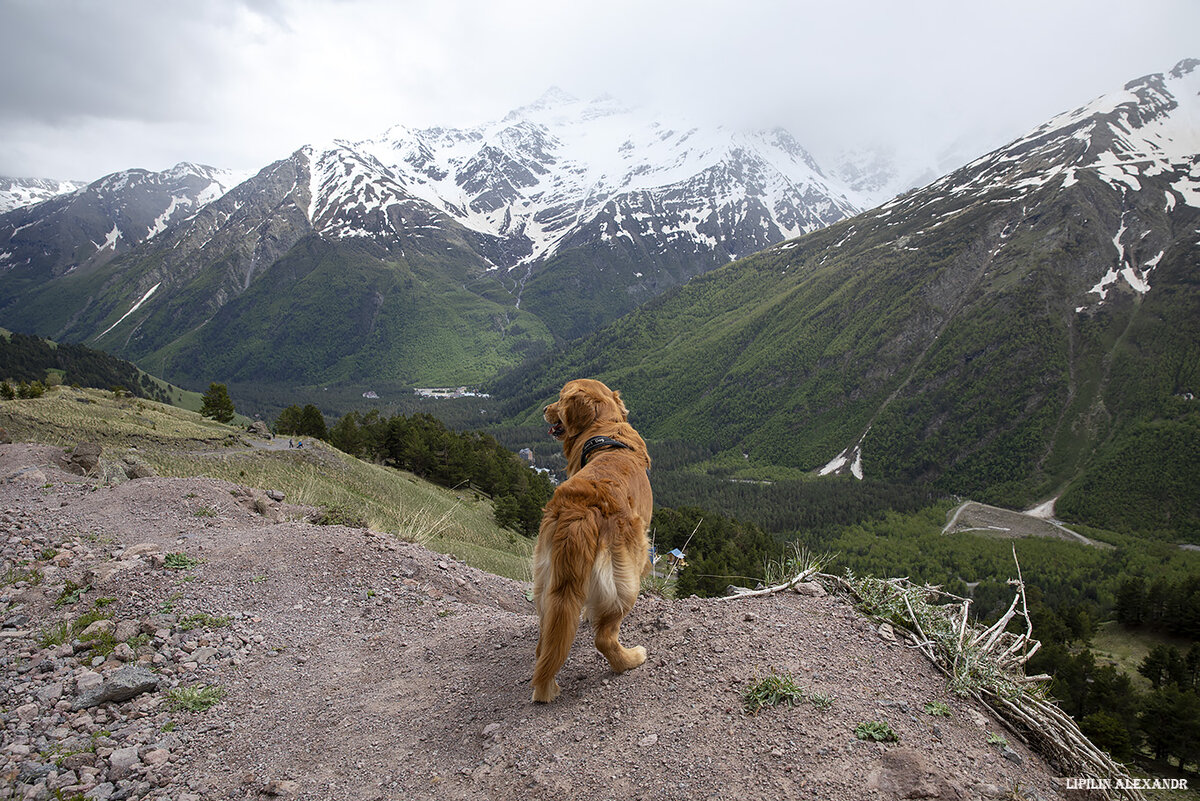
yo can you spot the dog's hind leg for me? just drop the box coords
[590,547,646,674]
[531,586,584,703]
[593,610,646,673]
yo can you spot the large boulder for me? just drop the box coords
[62,442,102,475]
[73,664,160,710]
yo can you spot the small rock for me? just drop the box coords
[191,646,219,664]
[76,669,103,692]
[793,581,826,597]
[263,779,300,796]
[113,619,141,642]
[1002,746,1023,765]
[81,619,117,639]
[48,768,79,790]
[61,751,96,770]
[266,490,286,502]
[637,733,658,747]
[108,745,140,780]
[15,702,39,722]
[65,442,103,475]
[142,748,170,766]
[37,681,64,703]
[878,623,897,643]
[121,457,156,480]
[17,762,54,784]
[88,782,116,801]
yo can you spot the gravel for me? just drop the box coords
[0,443,1068,800]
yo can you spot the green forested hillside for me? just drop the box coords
[0,330,194,406]
[491,168,1200,539]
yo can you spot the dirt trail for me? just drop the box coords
[0,443,1069,800]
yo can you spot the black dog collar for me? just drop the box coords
[580,436,632,467]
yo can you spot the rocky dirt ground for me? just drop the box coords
[0,442,1072,801]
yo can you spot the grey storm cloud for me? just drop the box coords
[1,0,1197,181]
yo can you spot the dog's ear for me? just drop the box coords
[611,389,629,421]
[559,384,596,437]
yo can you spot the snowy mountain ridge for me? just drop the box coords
[869,57,1200,306]
[0,162,249,278]
[0,177,86,215]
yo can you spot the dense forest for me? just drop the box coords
[0,331,171,404]
[1115,576,1200,638]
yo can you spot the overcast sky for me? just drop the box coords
[2,0,1197,183]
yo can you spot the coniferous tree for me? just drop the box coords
[199,383,235,423]
[299,404,328,439]
[275,405,303,435]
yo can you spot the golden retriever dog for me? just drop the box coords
[531,378,653,703]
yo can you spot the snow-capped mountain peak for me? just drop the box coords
[0,161,252,278]
[317,90,861,268]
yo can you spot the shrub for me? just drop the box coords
[855,721,899,742]
[743,670,805,715]
[166,684,225,712]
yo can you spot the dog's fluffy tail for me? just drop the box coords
[531,505,599,703]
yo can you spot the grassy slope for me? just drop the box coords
[0,387,532,580]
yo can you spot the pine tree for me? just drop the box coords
[298,404,328,439]
[275,405,303,435]
[199,383,235,424]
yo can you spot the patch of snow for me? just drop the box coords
[819,453,847,476]
[1089,266,1120,300]
[146,195,190,240]
[94,225,122,253]
[95,282,161,339]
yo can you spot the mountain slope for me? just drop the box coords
[0,92,860,388]
[494,59,1200,538]
[0,150,553,387]
[0,328,196,407]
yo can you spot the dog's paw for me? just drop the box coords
[628,645,647,668]
[531,680,561,704]
[612,645,646,673]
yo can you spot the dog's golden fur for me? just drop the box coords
[531,379,653,703]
